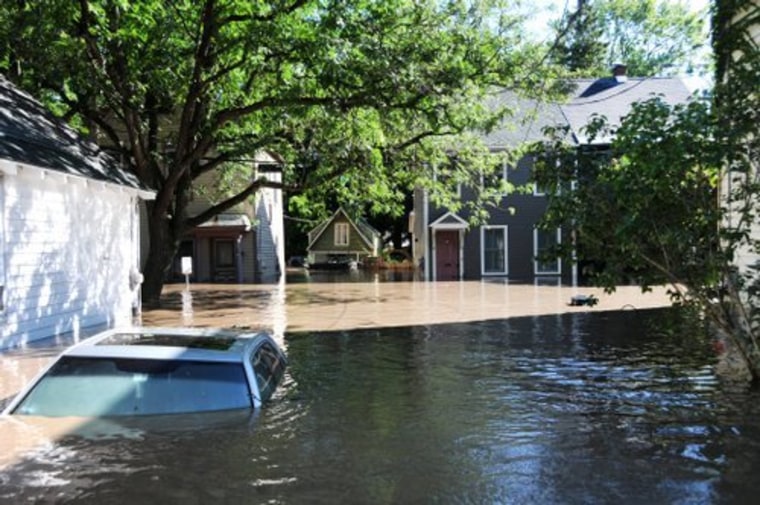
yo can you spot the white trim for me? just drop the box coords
[433,165,462,198]
[480,225,508,276]
[534,227,562,275]
[431,228,464,281]
[480,160,509,195]
[2,158,155,200]
[430,211,468,230]
[307,208,376,251]
[334,222,350,246]
[423,191,430,281]
[0,160,18,176]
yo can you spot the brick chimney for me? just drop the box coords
[612,63,628,82]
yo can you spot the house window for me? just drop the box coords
[481,161,508,194]
[334,223,349,246]
[481,226,508,275]
[433,166,462,198]
[535,227,561,275]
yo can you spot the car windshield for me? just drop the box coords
[12,356,252,417]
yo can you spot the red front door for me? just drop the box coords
[435,230,459,280]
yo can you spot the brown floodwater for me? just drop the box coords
[139,279,675,336]
[2,279,760,503]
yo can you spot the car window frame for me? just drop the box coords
[249,340,286,405]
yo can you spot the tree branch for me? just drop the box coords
[185,177,281,229]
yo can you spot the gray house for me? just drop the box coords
[411,66,692,284]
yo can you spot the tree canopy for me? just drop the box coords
[0,0,557,303]
[533,0,760,379]
[550,0,708,76]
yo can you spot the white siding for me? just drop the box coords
[254,169,284,283]
[725,0,760,278]
[1,167,138,348]
[0,174,5,313]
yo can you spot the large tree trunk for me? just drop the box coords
[141,210,182,308]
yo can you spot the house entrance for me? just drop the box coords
[212,238,237,282]
[435,230,459,280]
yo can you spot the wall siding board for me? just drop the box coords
[424,154,574,283]
[1,168,137,349]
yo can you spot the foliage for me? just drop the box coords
[709,0,760,380]
[0,0,558,303]
[549,0,607,74]
[533,0,760,379]
[550,0,708,76]
[533,97,722,293]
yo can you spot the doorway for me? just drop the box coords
[435,230,459,280]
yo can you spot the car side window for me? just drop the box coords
[251,342,285,402]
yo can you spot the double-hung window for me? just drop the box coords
[534,227,561,275]
[334,223,349,246]
[480,161,509,195]
[481,226,508,275]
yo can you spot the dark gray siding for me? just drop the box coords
[427,155,572,284]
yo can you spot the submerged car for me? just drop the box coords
[2,327,287,417]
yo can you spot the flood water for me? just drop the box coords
[2,302,760,504]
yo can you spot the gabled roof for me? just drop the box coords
[307,208,380,250]
[197,213,251,230]
[430,211,468,230]
[560,77,692,144]
[483,76,692,148]
[481,91,565,148]
[0,75,152,196]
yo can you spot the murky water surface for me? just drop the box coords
[2,282,760,504]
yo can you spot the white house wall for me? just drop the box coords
[1,168,137,348]
[254,170,284,283]
[724,1,760,280]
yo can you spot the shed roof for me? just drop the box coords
[0,75,152,195]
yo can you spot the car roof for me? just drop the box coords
[62,327,273,363]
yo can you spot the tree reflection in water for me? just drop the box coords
[2,308,760,503]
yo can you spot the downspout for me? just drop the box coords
[424,190,430,281]
[129,197,144,322]
[236,234,244,283]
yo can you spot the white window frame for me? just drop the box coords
[480,225,508,276]
[433,165,462,198]
[534,227,562,275]
[334,222,350,246]
[480,160,509,195]
[533,182,545,196]
[534,156,565,196]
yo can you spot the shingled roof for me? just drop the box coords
[483,74,693,148]
[0,75,151,194]
[560,77,692,144]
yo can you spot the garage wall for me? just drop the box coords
[0,166,138,349]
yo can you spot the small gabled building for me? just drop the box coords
[0,75,155,349]
[412,66,692,284]
[307,208,381,268]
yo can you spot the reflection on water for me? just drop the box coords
[285,267,417,284]
[2,309,760,504]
